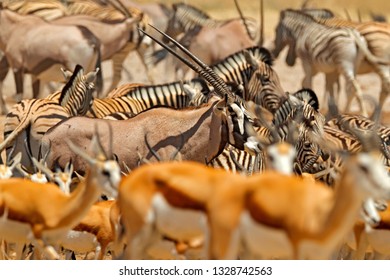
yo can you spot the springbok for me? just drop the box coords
[0,134,121,259]
[117,123,390,260]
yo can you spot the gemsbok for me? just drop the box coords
[0,5,102,100]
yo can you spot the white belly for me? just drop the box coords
[239,211,293,259]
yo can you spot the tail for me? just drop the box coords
[348,29,390,66]
[0,105,32,152]
[93,42,103,98]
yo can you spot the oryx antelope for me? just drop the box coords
[0,5,102,102]
[157,1,261,80]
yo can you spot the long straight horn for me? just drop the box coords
[233,0,255,41]
[67,139,96,166]
[140,25,234,100]
[259,0,264,46]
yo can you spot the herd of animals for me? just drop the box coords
[0,0,389,260]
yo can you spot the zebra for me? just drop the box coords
[301,8,390,113]
[158,2,259,80]
[272,9,390,117]
[209,46,286,113]
[210,89,327,176]
[86,78,212,118]
[0,65,99,171]
[2,0,68,20]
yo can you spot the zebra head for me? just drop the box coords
[272,10,299,66]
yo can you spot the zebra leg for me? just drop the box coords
[325,73,339,113]
[301,63,313,89]
[378,73,390,111]
[136,44,155,84]
[345,75,368,117]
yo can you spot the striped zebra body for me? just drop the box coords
[166,2,258,41]
[209,145,265,175]
[304,119,390,186]
[161,3,258,81]
[271,89,325,142]
[0,65,97,170]
[302,9,390,109]
[3,0,68,20]
[209,88,326,175]
[165,2,219,40]
[87,78,211,118]
[326,114,390,162]
[273,9,388,117]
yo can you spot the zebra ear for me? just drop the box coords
[85,68,99,84]
[213,95,228,114]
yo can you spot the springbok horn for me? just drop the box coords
[233,0,255,41]
[31,157,54,180]
[139,25,234,100]
[66,138,96,166]
[5,142,16,166]
[93,123,108,160]
[9,152,22,171]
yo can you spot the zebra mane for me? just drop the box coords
[59,64,84,107]
[211,46,274,71]
[292,88,319,111]
[282,8,320,24]
[301,8,335,19]
[173,2,220,28]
